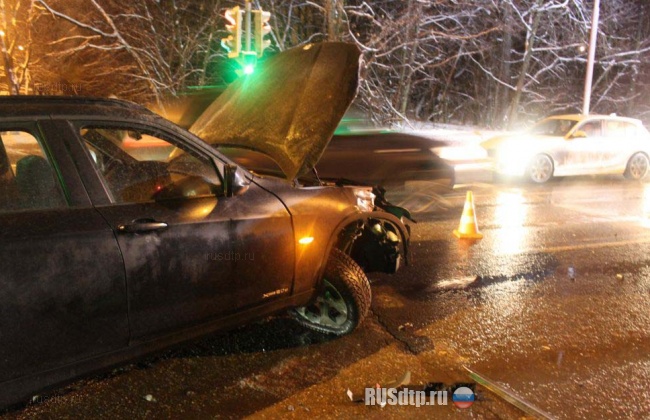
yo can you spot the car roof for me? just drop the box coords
[0,96,158,120]
[545,114,643,125]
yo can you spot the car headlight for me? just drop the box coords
[498,146,529,163]
[431,146,488,161]
[493,142,534,175]
[354,189,375,212]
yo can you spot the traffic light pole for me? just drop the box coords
[245,0,252,52]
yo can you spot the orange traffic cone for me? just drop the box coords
[453,191,483,239]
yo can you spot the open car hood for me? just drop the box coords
[190,42,361,180]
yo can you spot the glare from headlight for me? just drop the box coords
[354,189,375,212]
[494,143,534,175]
[431,146,487,161]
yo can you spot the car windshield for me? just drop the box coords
[215,146,285,178]
[529,119,577,136]
[215,145,329,186]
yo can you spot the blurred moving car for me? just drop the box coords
[316,133,455,189]
[217,132,455,191]
[0,43,411,408]
[482,114,650,183]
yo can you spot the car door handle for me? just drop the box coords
[117,219,168,233]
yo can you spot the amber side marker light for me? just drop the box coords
[298,236,314,245]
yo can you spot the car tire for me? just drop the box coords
[291,249,371,336]
[624,153,649,181]
[527,154,554,184]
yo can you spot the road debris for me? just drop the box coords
[345,371,412,406]
[384,371,412,388]
[464,366,556,419]
[397,323,414,331]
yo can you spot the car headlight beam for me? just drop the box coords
[494,143,534,175]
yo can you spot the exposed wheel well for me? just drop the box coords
[332,216,407,274]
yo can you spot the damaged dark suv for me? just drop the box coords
[0,43,410,406]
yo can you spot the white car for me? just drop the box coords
[482,114,650,183]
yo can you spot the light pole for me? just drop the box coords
[582,0,601,115]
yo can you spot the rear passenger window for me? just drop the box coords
[604,121,621,136]
[605,121,637,137]
[0,130,67,213]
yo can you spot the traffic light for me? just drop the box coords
[221,6,242,58]
[252,10,271,58]
[241,51,257,75]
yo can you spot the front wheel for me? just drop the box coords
[624,153,649,181]
[527,154,554,184]
[291,249,371,336]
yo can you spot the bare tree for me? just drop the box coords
[2,0,648,128]
[0,0,39,95]
[34,0,226,106]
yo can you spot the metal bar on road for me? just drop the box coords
[464,366,557,420]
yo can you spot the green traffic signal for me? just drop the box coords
[241,51,257,75]
[222,5,271,77]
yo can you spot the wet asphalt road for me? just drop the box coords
[4,171,650,419]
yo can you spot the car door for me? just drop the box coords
[65,121,294,341]
[563,120,605,175]
[0,121,128,384]
[603,120,636,170]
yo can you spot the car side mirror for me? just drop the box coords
[569,130,587,139]
[224,164,250,197]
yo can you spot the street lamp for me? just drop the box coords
[582,0,601,115]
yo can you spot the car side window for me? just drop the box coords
[79,126,223,204]
[604,121,637,137]
[627,123,639,137]
[0,130,67,213]
[579,121,602,138]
